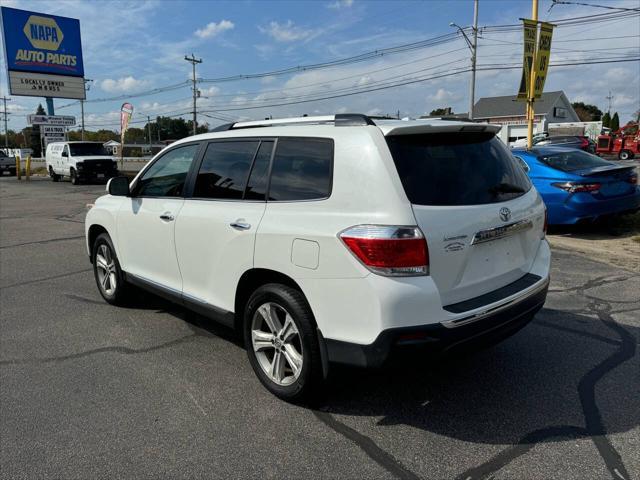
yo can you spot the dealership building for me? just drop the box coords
[473,90,580,144]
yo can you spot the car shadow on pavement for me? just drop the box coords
[311,306,638,478]
[318,307,638,441]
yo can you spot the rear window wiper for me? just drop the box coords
[488,182,526,195]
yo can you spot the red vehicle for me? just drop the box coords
[596,122,640,160]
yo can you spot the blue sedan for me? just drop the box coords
[512,146,640,225]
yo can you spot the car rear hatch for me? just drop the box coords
[383,123,545,306]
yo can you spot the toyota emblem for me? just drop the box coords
[499,207,511,222]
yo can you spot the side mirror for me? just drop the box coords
[107,176,130,196]
[61,151,68,157]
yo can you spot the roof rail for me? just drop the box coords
[211,113,375,132]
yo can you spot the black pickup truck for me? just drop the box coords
[0,150,16,176]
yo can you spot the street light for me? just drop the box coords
[449,0,479,120]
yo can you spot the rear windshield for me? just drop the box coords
[69,143,109,156]
[386,132,531,206]
[538,150,612,172]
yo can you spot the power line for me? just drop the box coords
[549,0,640,13]
[199,32,461,83]
[198,57,639,113]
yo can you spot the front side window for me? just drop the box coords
[386,132,531,206]
[194,141,260,199]
[134,143,199,197]
[268,138,333,201]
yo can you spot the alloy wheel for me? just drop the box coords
[251,302,304,386]
[95,244,117,296]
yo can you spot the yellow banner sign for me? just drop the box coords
[533,22,554,99]
[517,19,537,101]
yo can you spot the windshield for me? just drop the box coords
[386,132,531,206]
[69,143,110,156]
[538,150,612,172]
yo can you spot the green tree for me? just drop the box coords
[429,107,453,116]
[571,102,603,122]
[146,116,208,141]
[602,111,611,128]
[0,129,20,148]
[29,104,46,157]
[611,112,620,131]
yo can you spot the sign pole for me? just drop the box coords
[526,0,538,149]
[45,97,55,116]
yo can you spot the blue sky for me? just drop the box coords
[1,0,639,131]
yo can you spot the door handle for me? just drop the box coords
[230,220,251,230]
[160,212,175,221]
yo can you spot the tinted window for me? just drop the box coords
[69,143,109,156]
[268,138,333,201]
[386,132,531,206]
[538,150,613,172]
[245,141,273,200]
[194,141,259,199]
[135,144,198,197]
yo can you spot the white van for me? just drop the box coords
[46,141,118,185]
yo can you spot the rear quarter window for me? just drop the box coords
[386,132,531,206]
[268,138,333,201]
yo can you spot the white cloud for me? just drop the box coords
[201,86,220,97]
[194,20,234,39]
[328,0,354,9]
[100,76,151,93]
[428,88,462,103]
[355,75,373,87]
[259,20,318,43]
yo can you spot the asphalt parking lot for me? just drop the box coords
[1,177,638,480]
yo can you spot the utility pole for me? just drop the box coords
[470,0,478,120]
[526,0,539,149]
[80,79,93,140]
[605,90,613,113]
[184,54,202,136]
[449,0,479,120]
[1,96,11,149]
[147,115,152,154]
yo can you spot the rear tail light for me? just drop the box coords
[627,173,638,185]
[552,181,601,194]
[580,137,589,148]
[339,225,429,277]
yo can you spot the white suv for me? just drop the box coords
[85,114,550,400]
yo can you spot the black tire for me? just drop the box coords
[618,150,631,161]
[9,169,16,177]
[49,167,60,182]
[70,168,80,185]
[92,233,129,306]
[244,283,324,402]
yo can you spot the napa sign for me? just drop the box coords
[1,6,85,99]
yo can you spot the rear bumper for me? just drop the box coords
[548,188,640,224]
[325,276,549,368]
